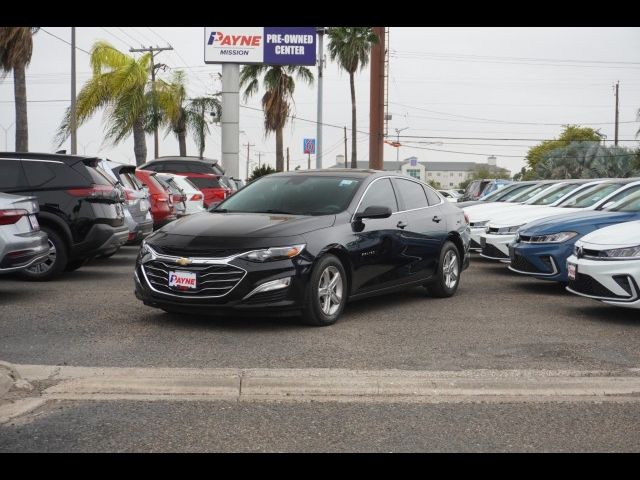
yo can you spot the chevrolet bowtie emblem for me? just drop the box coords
[176,257,192,266]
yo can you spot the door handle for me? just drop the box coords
[432,216,442,223]
[396,221,407,229]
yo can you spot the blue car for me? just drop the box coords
[508,188,640,283]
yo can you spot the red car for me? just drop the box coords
[134,169,177,229]
[182,173,232,208]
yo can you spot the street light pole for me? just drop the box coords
[395,127,408,163]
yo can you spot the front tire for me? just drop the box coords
[19,226,68,281]
[425,240,461,298]
[301,254,347,327]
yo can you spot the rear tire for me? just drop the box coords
[425,240,461,298]
[18,226,68,281]
[300,254,347,327]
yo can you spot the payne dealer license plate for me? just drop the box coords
[567,263,577,281]
[168,270,197,289]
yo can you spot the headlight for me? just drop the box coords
[470,220,488,228]
[495,225,523,235]
[240,244,306,262]
[528,232,578,244]
[139,240,155,263]
[601,245,640,259]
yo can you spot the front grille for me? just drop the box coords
[482,243,509,259]
[142,260,245,298]
[518,234,531,242]
[151,245,245,258]
[613,275,633,296]
[511,254,550,273]
[568,272,632,300]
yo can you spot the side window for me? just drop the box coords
[424,185,441,205]
[357,178,398,213]
[0,159,28,190]
[395,178,429,210]
[22,161,55,187]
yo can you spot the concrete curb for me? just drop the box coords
[0,361,34,400]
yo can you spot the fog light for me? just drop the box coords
[243,277,291,300]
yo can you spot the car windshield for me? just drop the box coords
[215,175,363,216]
[604,187,640,212]
[495,184,536,202]
[526,183,583,206]
[558,183,624,208]
[510,183,551,202]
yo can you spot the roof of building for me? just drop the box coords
[328,159,509,172]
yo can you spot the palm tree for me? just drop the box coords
[240,65,313,172]
[327,27,379,168]
[56,41,152,165]
[152,71,222,158]
[0,27,39,151]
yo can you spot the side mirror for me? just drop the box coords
[354,205,392,221]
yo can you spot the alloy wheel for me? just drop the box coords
[317,265,343,316]
[443,250,459,289]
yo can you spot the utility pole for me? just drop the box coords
[70,27,77,155]
[129,45,173,159]
[256,152,263,169]
[369,26,385,170]
[243,142,255,180]
[395,127,408,164]
[287,147,290,171]
[614,81,620,146]
[1,123,14,151]
[316,27,326,169]
[344,126,348,168]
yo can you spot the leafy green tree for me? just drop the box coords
[523,125,603,178]
[152,70,222,157]
[240,65,313,172]
[0,27,39,151]
[56,41,154,165]
[427,179,442,189]
[327,27,379,168]
[248,164,276,182]
[534,141,640,179]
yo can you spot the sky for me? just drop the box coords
[1,27,639,179]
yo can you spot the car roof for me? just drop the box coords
[141,156,219,165]
[0,151,100,164]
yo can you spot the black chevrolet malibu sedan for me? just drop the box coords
[135,170,471,326]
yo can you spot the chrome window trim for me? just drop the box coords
[350,175,443,223]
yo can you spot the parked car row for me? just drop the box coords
[462,177,640,310]
[0,152,242,281]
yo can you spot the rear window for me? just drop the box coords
[395,178,429,210]
[0,159,28,190]
[424,185,442,206]
[22,160,89,188]
[85,165,116,186]
[188,176,221,188]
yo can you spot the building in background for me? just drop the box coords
[328,156,511,188]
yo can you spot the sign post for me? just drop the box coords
[303,138,316,170]
[205,27,317,176]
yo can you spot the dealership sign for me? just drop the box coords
[204,27,316,65]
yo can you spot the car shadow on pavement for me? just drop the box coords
[0,287,37,303]
[510,280,570,296]
[146,311,304,331]
[572,304,640,325]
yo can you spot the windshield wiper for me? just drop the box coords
[261,209,298,215]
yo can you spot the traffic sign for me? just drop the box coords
[303,138,316,154]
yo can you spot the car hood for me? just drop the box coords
[488,206,583,228]
[520,210,640,236]
[579,220,640,248]
[155,211,335,238]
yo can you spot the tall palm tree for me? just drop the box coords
[327,27,379,168]
[56,41,152,165]
[152,70,222,158]
[0,27,39,151]
[240,65,313,171]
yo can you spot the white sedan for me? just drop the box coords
[566,220,640,309]
[479,180,638,261]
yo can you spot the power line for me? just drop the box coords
[98,27,131,50]
[116,27,145,48]
[39,28,90,55]
[397,134,640,142]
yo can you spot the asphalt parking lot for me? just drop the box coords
[1,246,639,452]
[0,246,638,371]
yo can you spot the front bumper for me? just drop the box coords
[134,249,313,315]
[126,218,154,245]
[0,231,49,274]
[566,255,640,309]
[479,233,514,261]
[508,241,573,282]
[469,226,486,252]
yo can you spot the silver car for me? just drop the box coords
[111,164,154,244]
[0,192,49,274]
